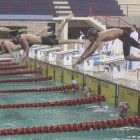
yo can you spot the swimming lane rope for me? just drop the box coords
[0,84,77,93]
[0,69,42,76]
[0,65,27,70]
[0,76,52,83]
[0,96,106,109]
[0,59,12,63]
[0,62,19,67]
[0,116,139,136]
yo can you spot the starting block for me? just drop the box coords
[53,49,78,66]
[73,53,100,71]
[36,46,50,60]
[29,45,49,59]
[98,56,125,72]
[80,56,94,71]
[44,47,61,62]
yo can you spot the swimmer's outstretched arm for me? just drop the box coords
[74,42,94,65]
[7,47,17,62]
[20,36,30,64]
[83,39,101,60]
[4,41,17,62]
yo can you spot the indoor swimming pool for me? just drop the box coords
[0,61,139,140]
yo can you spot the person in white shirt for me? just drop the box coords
[79,30,85,55]
[130,25,139,70]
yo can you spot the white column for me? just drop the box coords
[61,21,68,51]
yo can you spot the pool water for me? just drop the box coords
[0,68,140,140]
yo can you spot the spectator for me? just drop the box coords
[79,30,85,55]
[102,40,115,56]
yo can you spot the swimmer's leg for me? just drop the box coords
[130,37,140,49]
[122,35,140,61]
[125,55,140,61]
[55,13,73,37]
[58,39,83,45]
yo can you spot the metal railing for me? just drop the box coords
[0,1,135,27]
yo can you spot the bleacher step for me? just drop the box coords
[54,6,70,9]
[53,1,68,5]
[56,11,72,14]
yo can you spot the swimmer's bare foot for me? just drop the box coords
[66,13,73,21]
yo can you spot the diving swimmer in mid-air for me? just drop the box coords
[0,13,83,63]
[75,28,140,65]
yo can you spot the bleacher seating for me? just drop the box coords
[117,0,140,16]
[0,0,124,16]
[67,0,124,16]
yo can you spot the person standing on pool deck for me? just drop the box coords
[119,102,130,118]
[129,25,139,71]
[74,28,140,65]
[8,13,83,64]
[79,30,85,55]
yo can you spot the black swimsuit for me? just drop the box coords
[119,31,139,57]
[41,34,58,45]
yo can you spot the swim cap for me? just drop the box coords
[119,102,130,110]
[12,36,20,45]
[36,65,41,70]
[72,80,78,85]
[87,28,98,38]
[83,86,92,92]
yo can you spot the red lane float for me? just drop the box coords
[0,69,42,76]
[0,59,12,63]
[0,116,139,136]
[0,65,27,70]
[0,96,106,109]
[0,84,77,93]
[0,76,52,83]
[0,62,19,67]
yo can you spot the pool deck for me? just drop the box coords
[1,53,139,92]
